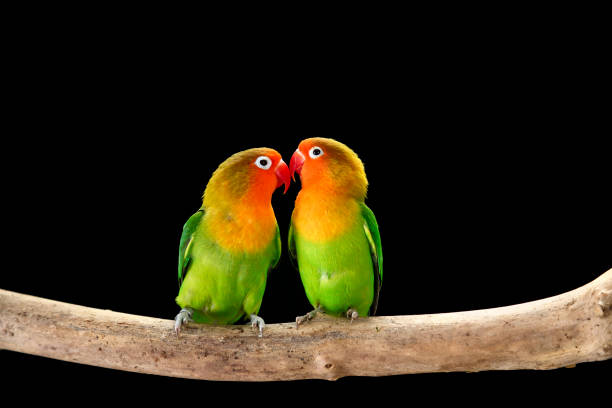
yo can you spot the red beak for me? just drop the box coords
[275,159,291,194]
[289,149,305,181]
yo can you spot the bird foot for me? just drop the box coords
[346,308,359,323]
[296,306,321,328]
[249,314,265,338]
[174,308,194,337]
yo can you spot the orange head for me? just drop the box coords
[203,147,290,208]
[289,138,368,199]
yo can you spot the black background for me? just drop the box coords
[2,14,610,404]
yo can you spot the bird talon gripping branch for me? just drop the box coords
[249,314,265,337]
[346,309,359,323]
[296,306,321,328]
[174,307,194,337]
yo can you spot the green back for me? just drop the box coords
[178,209,204,288]
[360,203,382,314]
[288,221,298,270]
[270,224,281,270]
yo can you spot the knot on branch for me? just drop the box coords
[597,289,612,316]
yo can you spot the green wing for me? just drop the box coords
[270,224,282,271]
[361,203,383,315]
[178,209,204,288]
[288,218,298,270]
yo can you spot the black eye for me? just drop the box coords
[309,146,324,159]
[254,155,272,170]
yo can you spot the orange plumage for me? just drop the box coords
[202,148,284,253]
[291,138,368,242]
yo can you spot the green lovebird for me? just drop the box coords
[288,138,382,325]
[174,148,290,337]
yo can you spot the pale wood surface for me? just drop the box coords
[1,270,611,381]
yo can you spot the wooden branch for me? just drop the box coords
[1,270,611,381]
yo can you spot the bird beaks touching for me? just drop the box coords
[289,149,305,182]
[275,159,291,194]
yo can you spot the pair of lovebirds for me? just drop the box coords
[174,138,382,337]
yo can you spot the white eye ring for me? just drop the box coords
[254,155,272,170]
[309,146,324,159]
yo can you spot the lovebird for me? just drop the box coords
[288,138,382,325]
[174,148,290,337]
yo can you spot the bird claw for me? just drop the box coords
[346,308,358,323]
[249,314,265,338]
[296,306,321,328]
[174,308,194,337]
[295,314,310,327]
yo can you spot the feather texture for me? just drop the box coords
[290,138,382,316]
[176,148,283,324]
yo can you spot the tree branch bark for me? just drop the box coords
[1,270,611,381]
